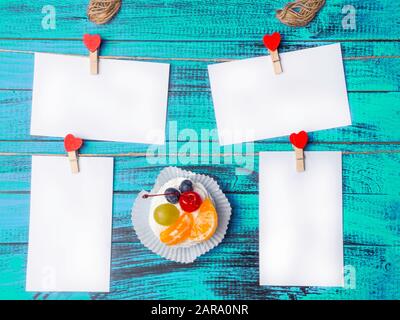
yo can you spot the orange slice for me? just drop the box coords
[189,198,218,242]
[160,212,193,246]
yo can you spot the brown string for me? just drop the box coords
[87,0,121,25]
[276,0,325,27]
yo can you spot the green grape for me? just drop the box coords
[154,203,180,226]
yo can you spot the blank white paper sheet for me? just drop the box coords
[26,156,114,292]
[259,152,344,286]
[31,52,170,144]
[208,44,351,145]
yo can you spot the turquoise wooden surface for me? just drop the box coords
[0,0,399,300]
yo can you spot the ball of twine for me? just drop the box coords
[276,0,325,27]
[87,0,122,25]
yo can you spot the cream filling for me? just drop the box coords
[149,178,209,247]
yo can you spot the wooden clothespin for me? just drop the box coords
[64,134,83,174]
[289,131,308,172]
[83,34,102,75]
[263,32,283,74]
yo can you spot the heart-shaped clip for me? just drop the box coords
[290,131,308,172]
[64,134,83,174]
[263,32,283,75]
[83,34,101,74]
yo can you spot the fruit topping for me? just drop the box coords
[179,179,193,193]
[153,203,180,226]
[164,187,180,204]
[179,191,202,212]
[189,198,218,242]
[160,212,194,245]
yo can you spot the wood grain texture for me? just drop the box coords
[0,91,399,144]
[0,0,399,300]
[1,191,399,246]
[0,0,399,40]
[0,243,398,300]
[0,41,399,92]
[0,153,399,193]
[0,154,399,248]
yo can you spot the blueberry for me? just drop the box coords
[165,188,180,204]
[179,180,193,193]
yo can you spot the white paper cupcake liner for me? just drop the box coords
[131,167,232,263]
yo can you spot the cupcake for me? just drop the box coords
[146,178,218,247]
[131,167,231,263]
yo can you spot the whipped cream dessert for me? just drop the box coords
[148,177,217,247]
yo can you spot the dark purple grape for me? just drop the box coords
[165,188,180,204]
[179,180,193,193]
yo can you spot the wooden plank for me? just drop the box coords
[0,41,399,92]
[0,153,399,194]
[0,243,398,299]
[0,1,399,40]
[1,39,399,61]
[1,192,399,246]
[0,152,399,193]
[0,90,399,147]
[0,142,398,158]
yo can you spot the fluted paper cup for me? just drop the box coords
[131,167,232,263]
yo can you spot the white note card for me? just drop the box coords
[31,52,170,144]
[259,152,344,287]
[26,156,114,292]
[208,44,351,145]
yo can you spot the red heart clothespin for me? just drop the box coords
[83,34,101,74]
[64,134,83,174]
[263,32,283,75]
[289,131,308,172]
